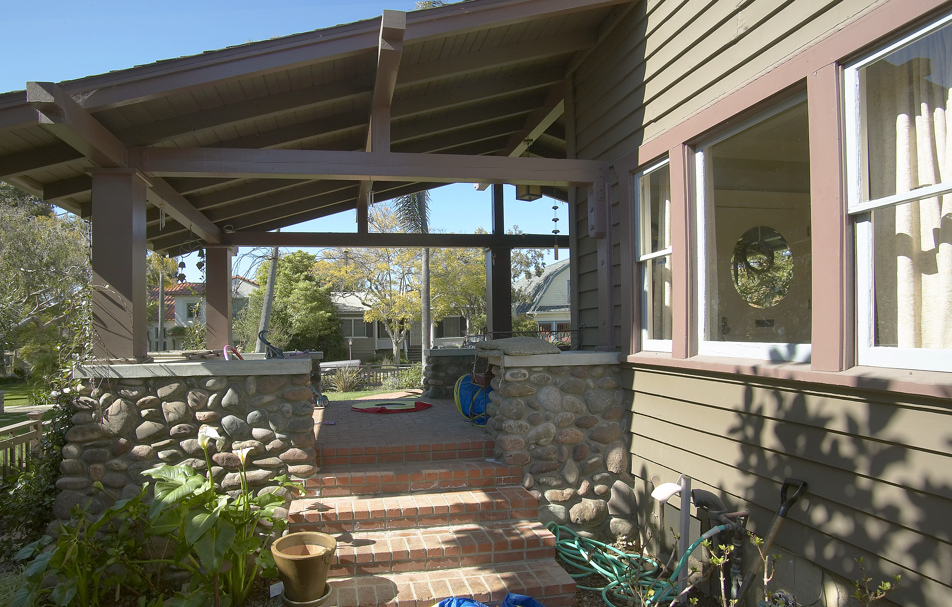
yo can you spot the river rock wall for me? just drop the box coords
[484,356,636,540]
[423,350,476,399]
[57,370,316,521]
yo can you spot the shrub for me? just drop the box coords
[325,365,363,392]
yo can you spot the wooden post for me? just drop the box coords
[90,169,149,360]
[205,247,234,350]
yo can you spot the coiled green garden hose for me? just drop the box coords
[545,521,731,607]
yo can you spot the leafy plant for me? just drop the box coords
[853,557,900,605]
[325,365,363,392]
[143,426,303,606]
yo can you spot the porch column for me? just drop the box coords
[90,169,148,360]
[485,184,512,336]
[485,247,513,336]
[204,247,234,350]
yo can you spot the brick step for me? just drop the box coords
[319,439,495,467]
[326,562,576,607]
[289,487,539,533]
[328,521,556,577]
[305,460,522,498]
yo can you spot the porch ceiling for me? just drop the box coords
[0,0,627,254]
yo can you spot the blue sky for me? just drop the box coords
[1,0,568,279]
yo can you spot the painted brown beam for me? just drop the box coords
[501,81,565,158]
[27,82,127,168]
[224,231,570,249]
[392,95,543,144]
[43,174,92,201]
[202,180,354,223]
[360,11,406,235]
[216,109,368,150]
[0,143,83,181]
[146,178,223,244]
[129,147,605,186]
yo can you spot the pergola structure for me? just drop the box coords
[0,0,625,360]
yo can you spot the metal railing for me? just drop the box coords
[359,364,413,388]
[463,326,583,350]
[0,411,46,479]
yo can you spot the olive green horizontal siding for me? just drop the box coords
[625,366,952,606]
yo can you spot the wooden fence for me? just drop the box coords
[359,364,412,388]
[0,412,46,479]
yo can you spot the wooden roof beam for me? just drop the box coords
[224,231,570,250]
[501,81,565,158]
[359,10,406,234]
[0,142,83,181]
[25,82,222,244]
[27,82,127,168]
[129,146,606,186]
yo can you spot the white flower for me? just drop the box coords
[235,447,254,466]
[198,425,223,450]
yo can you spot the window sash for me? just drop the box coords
[635,159,673,352]
[694,97,812,362]
[846,14,952,372]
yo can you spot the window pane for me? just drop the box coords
[872,198,952,348]
[704,102,812,344]
[862,22,952,201]
[639,164,671,256]
[645,256,673,340]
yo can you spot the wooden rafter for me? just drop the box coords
[129,146,606,186]
[25,82,221,244]
[223,231,570,250]
[359,10,406,234]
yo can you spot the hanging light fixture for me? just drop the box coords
[515,184,542,201]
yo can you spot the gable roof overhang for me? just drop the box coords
[0,0,629,254]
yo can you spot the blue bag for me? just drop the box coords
[453,374,491,426]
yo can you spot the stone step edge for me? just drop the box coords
[305,458,521,487]
[328,521,556,577]
[326,561,577,607]
[289,487,538,530]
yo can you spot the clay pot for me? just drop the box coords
[271,531,337,606]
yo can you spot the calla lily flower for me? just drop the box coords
[198,425,223,450]
[235,447,254,466]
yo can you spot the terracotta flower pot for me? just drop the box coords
[271,531,337,607]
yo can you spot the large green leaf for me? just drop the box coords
[194,519,236,572]
[50,579,77,607]
[184,508,219,545]
[149,507,185,536]
[147,466,205,519]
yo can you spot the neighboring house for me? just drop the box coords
[513,258,571,341]
[332,293,466,360]
[148,276,256,351]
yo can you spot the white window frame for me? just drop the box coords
[635,158,673,353]
[845,13,952,373]
[694,96,812,362]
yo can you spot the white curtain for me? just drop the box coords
[867,38,952,349]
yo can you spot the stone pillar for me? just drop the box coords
[481,350,634,541]
[205,247,234,350]
[90,169,149,360]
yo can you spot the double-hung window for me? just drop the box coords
[694,99,813,361]
[845,15,952,372]
[635,159,673,351]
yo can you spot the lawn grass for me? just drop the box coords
[0,378,32,408]
[0,410,30,429]
[324,389,402,402]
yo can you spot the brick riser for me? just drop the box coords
[289,487,538,533]
[305,460,522,498]
[319,439,495,467]
[291,440,577,607]
[330,521,555,577]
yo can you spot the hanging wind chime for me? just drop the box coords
[552,203,560,260]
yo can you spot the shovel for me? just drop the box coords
[734,478,808,605]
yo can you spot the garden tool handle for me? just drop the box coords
[735,478,808,605]
[778,478,808,517]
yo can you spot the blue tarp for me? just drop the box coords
[453,374,491,426]
[434,593,546,607]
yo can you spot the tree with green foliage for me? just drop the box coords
[0,184,90,379]
[234,251,346,359]
[315,204,422,363]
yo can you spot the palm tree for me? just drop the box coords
[394,191,431,363]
